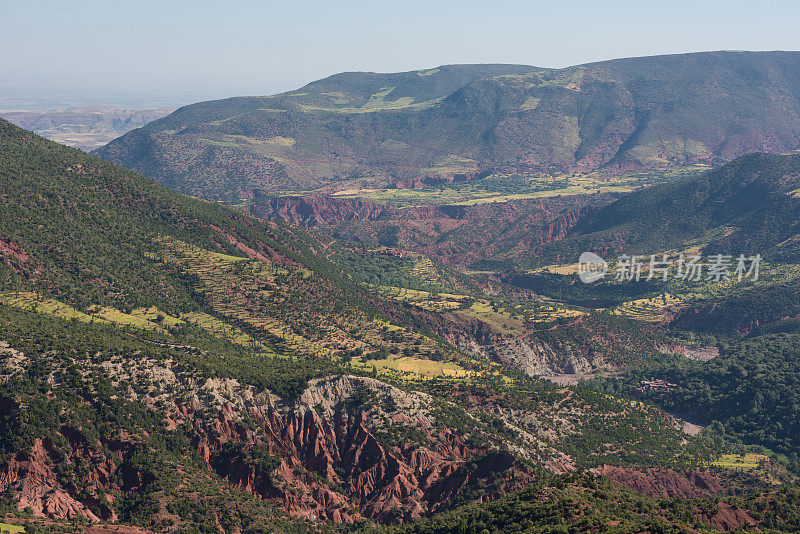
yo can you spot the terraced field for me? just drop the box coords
[410,257,444,286]
[325,183,590,208]
[376,285,470,312]
[612,294,684,322]
[146,236,469,368]
[0,291,100,323]
[0,254,478,382]
[709,453,769,471]
[529,263,582,276]
[455,300,526,334]
[360,356,472,380]
[180,311,271,351]
[87,305,171,332]
[325,166,707,208]
[526,304,587,324]
[151,235,332,358]
[130,306,186,327]
[139,234,500,382]
[0,293,183,333]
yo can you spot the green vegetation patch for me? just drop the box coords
[709,453,768,471]
[363,356,470,380]
[0,292,100,323]
[181,311,271,352]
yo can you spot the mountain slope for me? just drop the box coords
[96,51,800,201]
[247,193,607,268]
[0,120,741,530]
[503,154,800,461]
[94,64,536,200]
[251,152,800,274]
[538,152,800,264]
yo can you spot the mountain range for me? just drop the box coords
[3,117,758,531]
[96,51,800,201]
[4,107,800,531]
[4,50,800,533]
[1,105,172,151]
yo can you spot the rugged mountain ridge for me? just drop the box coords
[97,51,800,201]
[0,313,703,528]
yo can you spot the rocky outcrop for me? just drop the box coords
[592,465,725,499]
[12,362,534,526]
[0,368,535,525]
[0,341,27,382]
[0,439,111,523]
[484,336,609,377]
[706,502,758,531]
[186,375,534,523]
[0,239,42,280]
[0,353,726,528]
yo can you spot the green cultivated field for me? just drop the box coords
[325,166,707,207]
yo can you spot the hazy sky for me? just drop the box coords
[2,0,800,109]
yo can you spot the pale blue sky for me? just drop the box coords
[2,0,799,109]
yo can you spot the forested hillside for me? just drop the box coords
[5,120,777,532]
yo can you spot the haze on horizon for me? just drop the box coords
[2,0,799,110]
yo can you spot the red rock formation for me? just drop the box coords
[0,239,29,264]
[0,440,102,522]
[0,238,42,279]
[211,224,270,262]
[248,194,608,268]
[706,502,758,531]
[191,402,533,523]
[592,465,725,499]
